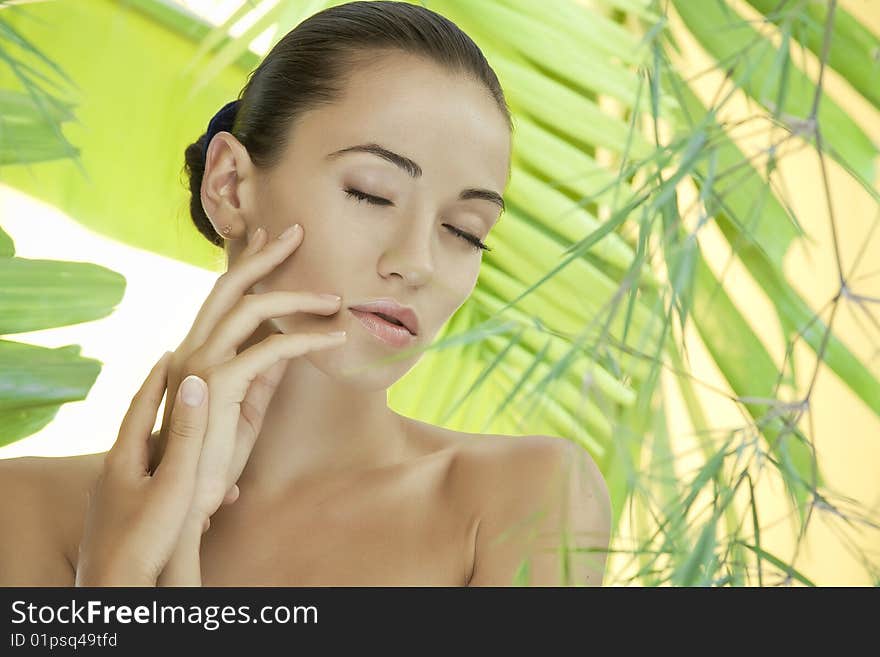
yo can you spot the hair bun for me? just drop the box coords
[203,99,241,165]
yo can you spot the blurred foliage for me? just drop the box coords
[1,0,877,585]
[0,1,126,447]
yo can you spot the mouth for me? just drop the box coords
[349,309,417,347]
[347,300,419,336]
[371,311,410,331]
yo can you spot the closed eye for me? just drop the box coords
[344,187,393,207]
[343,187,492,252]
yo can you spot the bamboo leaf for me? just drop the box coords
[0,340,100,447]
[497,0,654,66]
[744,0,880,111]
[0,224,13,257]
[737,541,816,586]
[0,0,255,270]
[714,212,880,417]
[0,257,126,334]
[437,0,676,114]
[671,513,718,586]
[662,71,880,415]
[691,251,820,531]
[507,166,640,274]
[0,86,78,165]
[488,52,656,159]
[671,0,879,183]
[510,114,642,210]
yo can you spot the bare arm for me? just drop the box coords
[153,424,204,587]
[150,430,238,587]
[156,520,204,586]
[0,457,76,586]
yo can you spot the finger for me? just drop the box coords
[197,332,347,500]
[226,359,288,486]
[198,291,342,361]
[221,484,240,506]
[186,224,303,347]
[211,331,347,404]
[146,430,162,474]
[107,352,172,478]
[239,227,268,295]
[239,358,287,440]
[242,226,267,256]
[151,374,209,503]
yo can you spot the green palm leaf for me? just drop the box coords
[2,0,877,585]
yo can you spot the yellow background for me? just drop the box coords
[643,0,880,585]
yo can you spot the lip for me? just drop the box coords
[348,298,419,336]
[349,309,417,347]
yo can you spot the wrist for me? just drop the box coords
[183,510,211,537]
[171,517,206,558]
[75,566,154,587]
[157,532,204,587]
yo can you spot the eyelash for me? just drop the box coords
[343,187,492,252]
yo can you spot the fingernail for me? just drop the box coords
[278,224,301,240]
[328,331,347,337]
[179,375,206,407]
[321,294,342,302]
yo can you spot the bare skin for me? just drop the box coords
[0,51,611,586]
[189,51,514,499]
[1,425,607,586]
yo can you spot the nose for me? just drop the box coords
[378,214,435,286]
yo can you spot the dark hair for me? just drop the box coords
[183,0,513,247]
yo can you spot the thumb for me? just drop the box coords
[151,374,208,492]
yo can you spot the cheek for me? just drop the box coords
[300,179,377,247]
[454,256,481,289]
[263,241,333,293]
[249,227,344,300]
[438,266,479,319]
[265,167,336,234]
[257,186,352,288]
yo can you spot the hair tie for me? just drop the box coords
[203,99,241,166]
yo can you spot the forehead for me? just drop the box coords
[283,52,511,191]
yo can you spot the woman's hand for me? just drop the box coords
[150,223,347,583]
[75,353,211,586]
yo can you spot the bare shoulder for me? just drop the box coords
[402,420,573,515]
[448,432,603,510]
[440,431,611,586]
[0,452,106,586]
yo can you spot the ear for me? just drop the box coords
[200,131,259,240]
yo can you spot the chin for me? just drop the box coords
[308,353,414,392]
[309,338,426,390]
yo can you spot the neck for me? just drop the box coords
[233,320,411,499]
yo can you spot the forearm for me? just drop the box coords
[156,519,204,587]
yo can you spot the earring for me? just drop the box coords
[221,224,232,236]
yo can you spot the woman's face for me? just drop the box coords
[239,52,511,388]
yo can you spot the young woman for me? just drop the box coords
[0,1,611,587]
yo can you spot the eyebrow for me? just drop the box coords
[326,142,506,213]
